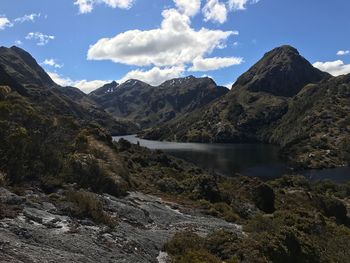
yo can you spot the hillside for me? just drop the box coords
[265,74,350,168]
[0,46,136,135]
[89,76,228,128]
[141,45,347,169]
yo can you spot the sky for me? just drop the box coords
[0,0,350,93]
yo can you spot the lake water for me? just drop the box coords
[114,135,350,183]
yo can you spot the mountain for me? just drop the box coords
[0,46,55,89]
[235,45,329,97]
[141,45,346,169]
[89,76,229,128]
[0,46,136,135]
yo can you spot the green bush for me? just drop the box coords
[66,190,116,228]
[63,154,127,197]
[252,183,275,213]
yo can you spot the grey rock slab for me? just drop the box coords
[0,190,242,263]
[0,187,25,205]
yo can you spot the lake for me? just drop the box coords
[114,135,350,183]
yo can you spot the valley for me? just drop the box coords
[0,44,349,263]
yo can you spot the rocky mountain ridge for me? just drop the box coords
[89,76,228,128]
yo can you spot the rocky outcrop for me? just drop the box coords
[0,187,241,263]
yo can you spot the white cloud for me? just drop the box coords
[202,0,228,24]
[74,0,134,14]
[228,0,260,11]
[118,66,185,86]
[74,79,112,93]
[85,2,243,86]
[88,8,235,68]
[189,56,243,71]
[48,72,74,86]
[336,50,349,56]
[0,16,13,30]
[14,40,23,45]
[313,60,350,76]
[42,59,63,68]
[224,82,234,89]
[48,71,110,93]
[14,13,41,23]
[25,32,55,46]
[174,0,201,16]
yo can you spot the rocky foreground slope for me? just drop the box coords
[0,187,240,263]
[142,46,350,169]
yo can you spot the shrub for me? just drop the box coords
[245,214,279,233]
[164,232,204,255]
[172,249,221,263]
[66,190,116,228]
[75,132,89,152]
[316,196,347,223]
[63,154,127,197]
[252,183,275,213]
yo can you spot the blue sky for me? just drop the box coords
[1,0,350,93]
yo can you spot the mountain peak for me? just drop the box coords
[234,45,330,97]
[271,45,300,55]
[0,46,55,88]
[89,81,119,96]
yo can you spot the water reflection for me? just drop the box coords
[114,135,350,182]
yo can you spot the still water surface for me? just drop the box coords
[114,135,350,183]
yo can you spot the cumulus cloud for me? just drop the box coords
[25,32,55,46]
[189,56,243,71]
[88,8,235,69]
[74,0,134,14]
[224,82,234,89]
[118,66,185,86]
[48,71,110,93]
[313,60,350,76]
[74,79,112,93]
[0,16,13,30]
[202,0,228,24]
[14,13,41,23]
[336,50,349,56]
[48,72,74,87]
[0,13,42,31]
[174,0,201,16]
[228,0,260,11]
[86,1,243,86]
[14,40,23,45]
[42,59,63,68]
